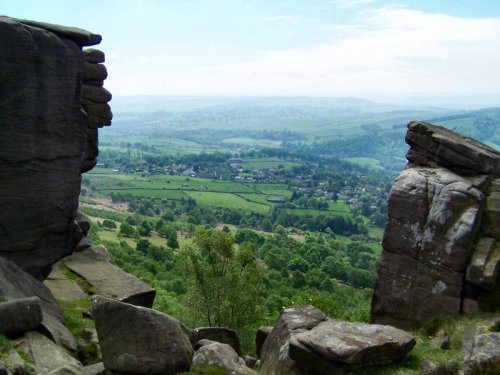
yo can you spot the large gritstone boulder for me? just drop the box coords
[0,16,111,280]
[92,296,193,375]
[372,122,500,329]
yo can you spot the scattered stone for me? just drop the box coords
[289,320,415,371]
[7,350,25,375]
[83,362,105,375]
[256,326,273,359]
[45,365,83,375]
[0,297,42,334]
[63,249,155,307]
[465,332,500,375]
[0,361,8,375]
[0,258,77,352]
[192,341,254,375]
[15,332,82,374]
[92,296,192,375]
[190,327,241,356]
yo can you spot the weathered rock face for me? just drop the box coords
[372,121,500,329]
[0,16,111,280]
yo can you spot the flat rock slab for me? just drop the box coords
[45,263,87,301]
[15,331,82,374]
[289,320,416,370]
[63,249,155,307]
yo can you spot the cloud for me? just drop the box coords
[192,7,500,95]
[323,0,374,8]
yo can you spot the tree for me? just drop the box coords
[119,222,135,238]
[184,229,264,344]
[102,219,116,231]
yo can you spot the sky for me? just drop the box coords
[2,0,500,98]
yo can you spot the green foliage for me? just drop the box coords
[0,333,12,363]
[119,222,136,237]
[184,229,265,350]
[102,219,117,230]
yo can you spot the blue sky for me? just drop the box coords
[2,0,500,96]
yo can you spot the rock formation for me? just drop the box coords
[371,121,500,329]
[257,305,415,375]
[0,16,111,280]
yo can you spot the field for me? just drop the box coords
[85,168,361,220]
[240,158,300,170]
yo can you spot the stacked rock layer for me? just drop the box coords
[371,121,500,329]
[0,16,111,279]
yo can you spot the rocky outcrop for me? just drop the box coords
[289,320,415,371]
[258,305,414,375]
[372,121,500,329]
[92,296,193,375]
[0,16,111,280]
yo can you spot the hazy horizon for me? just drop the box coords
[3,0,500,100]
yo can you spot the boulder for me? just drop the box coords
[92,296,193,375]
[14,331,82,374]
[192,341,254,375]
[465,332,500,375]
[0,297,43,335]
[289,320,415,371]
[82,362,105,375]
[258,305,328,375]
[0,258,76,352]
[483,179,500,239]
[190,327,241,356]
[63,249,155,307]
